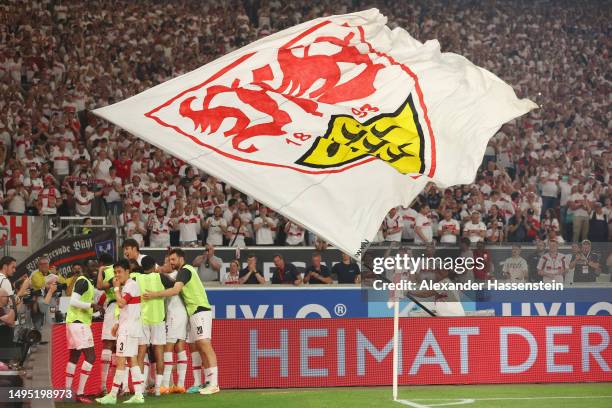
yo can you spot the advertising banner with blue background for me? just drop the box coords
[206,287,611,318]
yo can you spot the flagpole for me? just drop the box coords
[392,295,399,401]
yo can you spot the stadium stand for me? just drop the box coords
[0,0,609,248]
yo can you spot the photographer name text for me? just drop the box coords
[373,279,564,291]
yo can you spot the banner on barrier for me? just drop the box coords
[50,316,611,392]
[15,229,116,281]
[207,288,366,319]
[206,288,611,318]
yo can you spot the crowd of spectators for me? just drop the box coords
[0,0,610,248]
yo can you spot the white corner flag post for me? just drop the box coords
[392,288,400,401]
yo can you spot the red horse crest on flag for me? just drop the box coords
[146,21,435,175]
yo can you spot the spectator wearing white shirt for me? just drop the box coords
[5,180,29,214]
[237,201,254,244]
[21,149,42,172]
[541,208,560,239]
[383,207,403,243]
[539,165,559,215]
[148,207,173,248]
[284,220,305,246]
[537,241,567,283]
[36,176,60,213]
[23,167,43,198]
[463,211,486,243]
[569,184,592,242]
[177,205,202,246]
[125,209,146,248]
[73,183,101,216]
[51,138,72,179]
[502,245,528,282]
[414,205,433,244]
[253,206,277,245]
[438,210,460,244]
[223,198,238,225]
[39,193,60,215]
[225,216,247,248]
[221,260,241,285]
[93,150,112,181]
[104,166,124,215]
[520,191,542,220]
[137,192,156,221]
[399,206,417,242]
[204,206,227,246]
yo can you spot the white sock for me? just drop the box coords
[204,368,211,385]
[143,355,150,388]
[101,350,112,391]
[77,361,93,395]
[65,362,76,390]
[177,351,188,388]
[209,366,218,387]
[121,366,130,392]
[190,351,202,387]
[162,352,173,388]
[155,374,163,393]
[130,366,144,396]
[110,369,125,397]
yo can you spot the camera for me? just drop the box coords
[54,283,68,293]
[21,290,42,305]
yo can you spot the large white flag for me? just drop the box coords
[94,9,536,258]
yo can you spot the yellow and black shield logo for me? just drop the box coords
[295,95,426,174]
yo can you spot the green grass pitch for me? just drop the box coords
[55,383,612,407]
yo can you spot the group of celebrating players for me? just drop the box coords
[64,239,219,404]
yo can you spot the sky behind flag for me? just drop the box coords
[94,8,537,258]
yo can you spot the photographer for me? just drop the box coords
[0,256,30,346]
[17,273,61,330]
[0,288,16,352]
[28,257,55,329]
[193,244,222,282]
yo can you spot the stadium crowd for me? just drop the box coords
[0,0,610,248]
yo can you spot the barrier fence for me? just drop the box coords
[50,316,611,394]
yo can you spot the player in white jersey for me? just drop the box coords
[123,238,146,267]
[96,253,118,395]
[122,239,156,392]
[158,256,189,394]
[96,260,146,405]
[502,245,529,282]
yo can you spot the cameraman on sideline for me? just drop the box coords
[0,288,16,353]
[27,257,68,329]
[0,256,30,355]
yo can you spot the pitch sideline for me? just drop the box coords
[395,395,612,407]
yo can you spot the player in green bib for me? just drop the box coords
[143,248,220,395]
[65,263,103,403]
[130,256,174,397]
